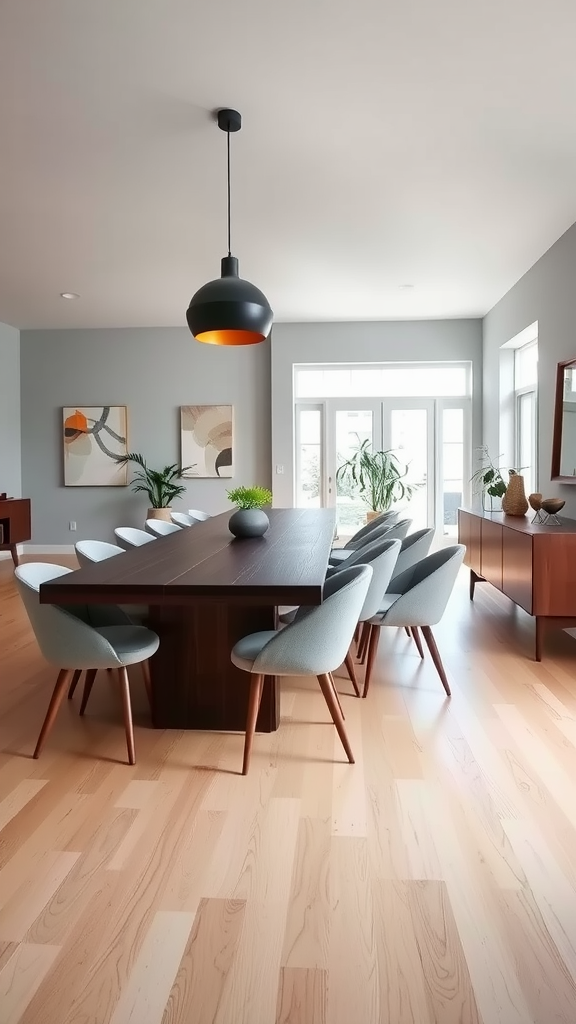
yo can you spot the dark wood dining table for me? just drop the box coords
[40,508,336,732]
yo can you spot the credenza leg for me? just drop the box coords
[469,569,478,600]
[535,617,544,662]
[9,544,19,568]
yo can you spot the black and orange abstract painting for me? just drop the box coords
[63,406,128,486]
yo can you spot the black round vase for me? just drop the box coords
[228,508,269,539]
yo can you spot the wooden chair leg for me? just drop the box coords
[141,659,153,714]
[421,626,451,697]
[404,626,411,637]
[353,622,360,645]
[67,669,82,699]
[33,668,74,759]
[358,622,372,663]
[118,666,136,765]
[79,669,98,716]
[328,672,345,720]
[344,649,361,698]
[363,626,381,698]
[242,673,265,775]
[410,626,425,659]
[317,673,354,763]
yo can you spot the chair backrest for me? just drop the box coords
[345,510,399,549]
[14,563,123,668]
[250,565,373,677]
[114,527,156,548]
[145,519,182,537]
[331,537,401,621]
[171,512,200,527]
[75,540,125,568]
[374,518,411,544]
[389,528,435,583]
[188,509,211,521]
[383,545,465,627]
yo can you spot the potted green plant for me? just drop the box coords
[335,437,415,523]
[470,446,518,512]
[227,485,273,538]
[116,452,194,522]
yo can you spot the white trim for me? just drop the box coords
[501,321,538,350]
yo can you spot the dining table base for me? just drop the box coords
[147,600,280,732]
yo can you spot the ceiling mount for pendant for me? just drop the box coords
[186,107,273,347]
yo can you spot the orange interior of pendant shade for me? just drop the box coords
[196,329,266,346]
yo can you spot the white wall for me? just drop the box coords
[483,220,576,514]
[20,328,271,544]
[271,319,483,506]
[0,321,21,498]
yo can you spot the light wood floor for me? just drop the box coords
[2,555,576,1023]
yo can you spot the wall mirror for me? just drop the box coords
[552,358,576,481]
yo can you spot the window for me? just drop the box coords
[514,340,538,494]
[294,363,470,399]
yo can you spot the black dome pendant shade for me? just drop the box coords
[186,109,273,346]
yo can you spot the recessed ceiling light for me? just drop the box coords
[60,292,80,300]
[399,284,414,290]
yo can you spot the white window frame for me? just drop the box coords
[513,340,538,492]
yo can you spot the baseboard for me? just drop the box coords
[23,544,76,554]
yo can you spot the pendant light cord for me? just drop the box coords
[227,128,231,257]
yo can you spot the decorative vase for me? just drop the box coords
[366,510,380,524]
[502,472,528,516]
[229,508,269,539]
[147,507,172,522]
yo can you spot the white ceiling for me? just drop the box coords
[1,0,576,329]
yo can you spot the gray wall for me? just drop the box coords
[0,321,21,498]
[483,220,576,514]
[271,319,483,506]
[20,328,271,544]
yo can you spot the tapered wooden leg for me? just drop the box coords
[317,673,354,763]
[33,668,74,759]
[242,673,265,775]
[141,659,153,713]
[358,622,372,663]
[421,626,451,696]
[9,544,19,568]
[344,649,361,697]
[67,669,82,699]
[354,622,360,645]
[363,625,381,698]
[404,626,411,637]
[118,666,136,765]
[79,669,98,716]
[535,616,544,662]
[328,672,345,720]
[410,626,425,659]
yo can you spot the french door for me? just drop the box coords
[295,397,470,538]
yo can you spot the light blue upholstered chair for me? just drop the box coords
[328,510,398,563]
[188,509,211,521]
[282,536,401,696]
[115,526,156,549]
[388,528,435,585]
[230,564,372,774]
[15,563,160,765]
[329,518,411,565]
[171,512,201,527]
[361,545,465,699]
[75,540,125,568]
[145,519,182,537]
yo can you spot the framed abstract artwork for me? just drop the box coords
[180,405,233,478]
[63,406,128,486]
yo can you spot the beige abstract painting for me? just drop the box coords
[180,405,233,478]
[63,406,128,486]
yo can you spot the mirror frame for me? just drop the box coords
[551,357,576,482]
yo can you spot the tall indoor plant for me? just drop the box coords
[336,437,415,522]
[116,452,194,522]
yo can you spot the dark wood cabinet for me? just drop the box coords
[0,498,31,567]
[458,507,576,659]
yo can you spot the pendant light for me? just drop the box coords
[186,109,273,346]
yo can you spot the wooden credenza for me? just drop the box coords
[458,507,576,660]
[0,498,31,567]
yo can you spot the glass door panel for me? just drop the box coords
[334,408,375,533]
[295,405,323,508]
[386,402,434,531]
[441,407,464,537]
